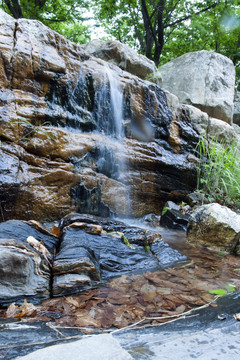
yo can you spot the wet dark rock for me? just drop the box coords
[0,220,59,306]
[59,213,127,233]
[151,241,188,267]
[160,208,189,231]
[56,225,159,285]
[0,217,188,308]
[0,220,59,255]
[52,215,188,296]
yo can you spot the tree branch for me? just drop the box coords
[165,2,219,29]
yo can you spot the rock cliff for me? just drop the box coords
[0,9,198,222]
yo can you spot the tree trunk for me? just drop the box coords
[154,0,165,67]
[4,0,23,18]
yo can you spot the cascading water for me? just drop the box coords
[104,64,124,139]
[103,64,131,217]
[65,62,131,218]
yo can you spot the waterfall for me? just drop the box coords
[104,65,124,139]
[103,64,130,218]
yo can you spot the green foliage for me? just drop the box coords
[209,283,235,295]
[209,288,228,295]
[197,135,240,208]
[1,0,91,44]
[161,206,170,216]
[122,235,135,249]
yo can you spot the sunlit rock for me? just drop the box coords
[82,39,157,80]
[160,50,235,124]
[187,203,240,253]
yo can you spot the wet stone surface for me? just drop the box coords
[0,215,188,305]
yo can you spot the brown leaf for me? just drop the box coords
[51,225,61,238]
[178,294,206,306]
[4,303,19,318]
[65,296,79,308]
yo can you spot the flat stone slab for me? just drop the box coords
[15,334,133,360]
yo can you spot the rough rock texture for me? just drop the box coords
[187,203,240,253]
[52,213,187,296]
[82,39,158,80]
[160,208,189,231]
[0,216,187,304]
[159,50,235,124]
[0,9,199,221]
[0,220,58,306]
[233,91,240,126]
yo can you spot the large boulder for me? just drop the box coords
[187,203,240,254]
[159,50,235,124]
[82,39,158,81]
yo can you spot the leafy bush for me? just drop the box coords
[197,136,240,208]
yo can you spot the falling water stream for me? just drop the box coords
[103,64,131,217]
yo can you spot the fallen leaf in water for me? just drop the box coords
[3,299,37,319]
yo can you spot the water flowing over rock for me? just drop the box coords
[187,203,240,254]
[159,50,235,124]
[0,9,199,221]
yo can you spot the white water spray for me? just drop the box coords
[104,64,124,139]
[104,64,131,217]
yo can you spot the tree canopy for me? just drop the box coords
[1,0,91,43]
[92,0,240,67]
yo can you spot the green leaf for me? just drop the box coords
[209,288,228,295]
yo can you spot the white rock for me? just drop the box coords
[16,334,133,360]
[159,50,235,124]
[82,40,157,80]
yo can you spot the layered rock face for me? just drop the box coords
[159,50,235,124]
[0,10,198,222]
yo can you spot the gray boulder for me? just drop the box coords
[159,50,235,124]
[187,203,240,253]
[82,39,158,80]
[233,90,240,126]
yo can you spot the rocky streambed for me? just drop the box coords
[1,215,240,359]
